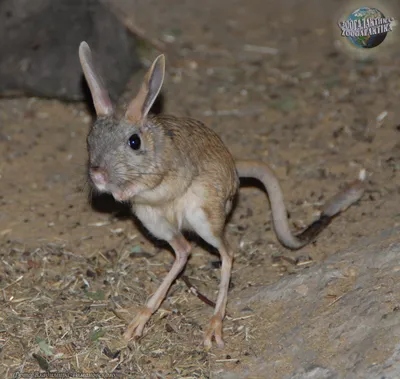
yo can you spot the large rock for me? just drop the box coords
[220,226,400,379]
[0,0,141,101]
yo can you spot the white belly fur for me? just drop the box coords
[133,182,221,248]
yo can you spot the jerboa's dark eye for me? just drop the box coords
[128,134,141,150]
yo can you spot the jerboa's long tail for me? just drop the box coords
[235,160,365,250]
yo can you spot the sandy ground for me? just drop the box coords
[1,0,400,377]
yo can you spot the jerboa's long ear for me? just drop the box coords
[125,54,165,123]
[79,41,114,117]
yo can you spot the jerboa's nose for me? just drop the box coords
[89,166,108,185]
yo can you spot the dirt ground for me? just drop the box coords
[1,0,400,378]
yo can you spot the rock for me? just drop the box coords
[218,227,400,379]
[284,366,338,379]
[218,365,339,379]
[0,0,141,101]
